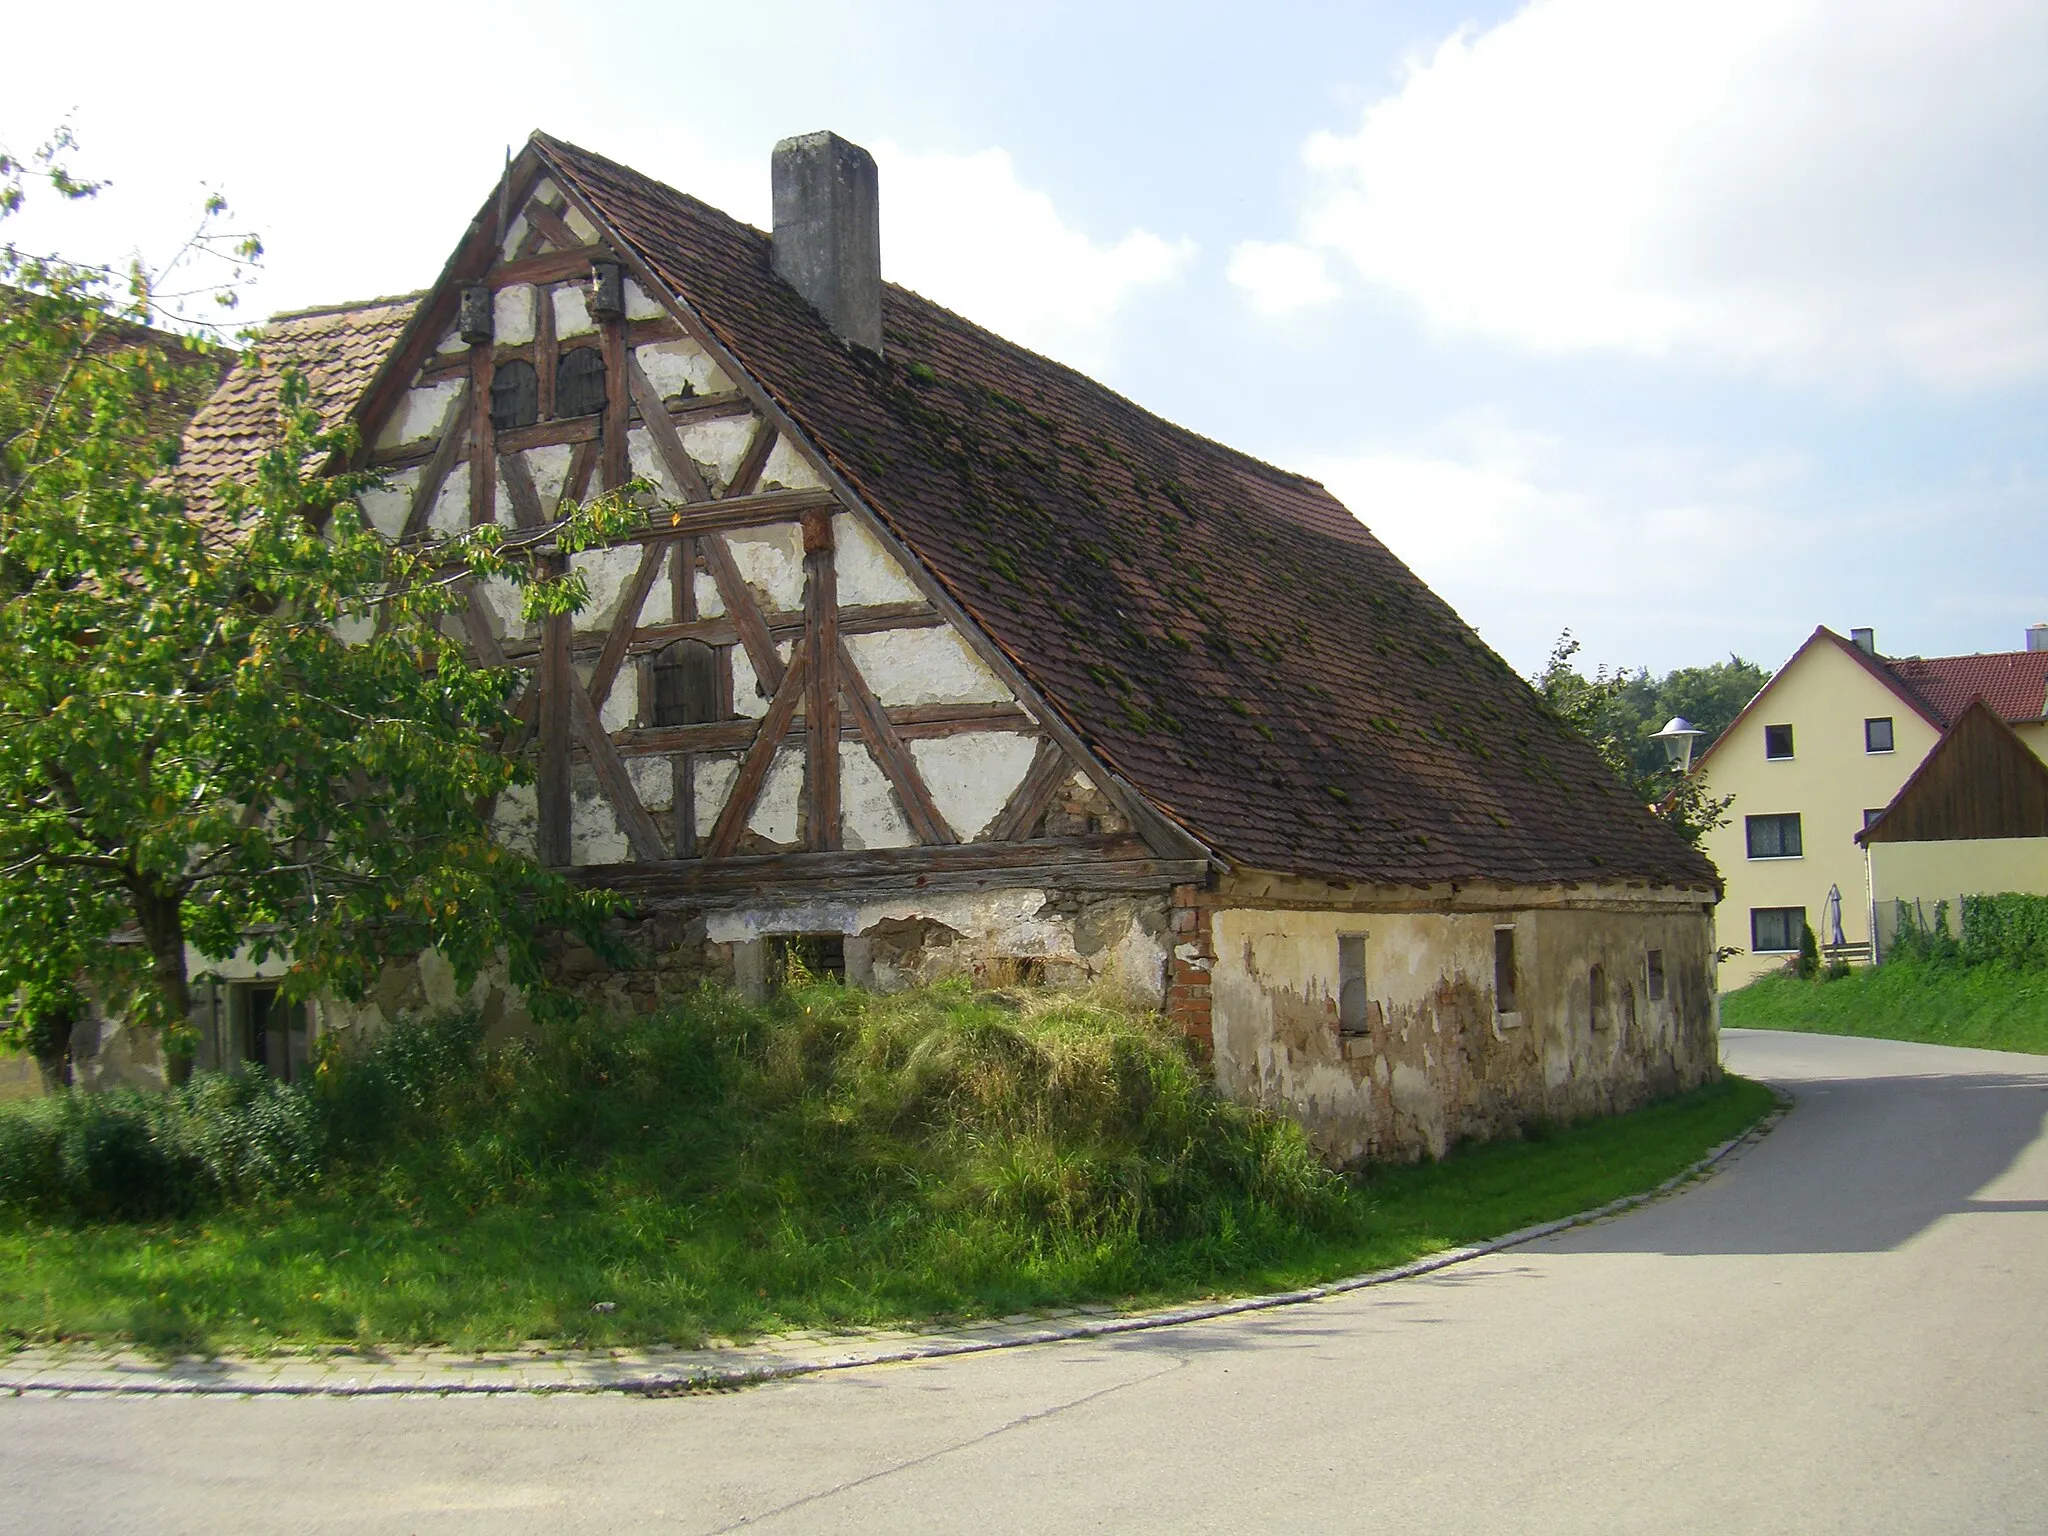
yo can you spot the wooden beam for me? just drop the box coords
[701,532,785,694]
[671,533,697,859]
[499,447,547,531]
[397,386,470,540]
[538,592,573,867]
[705,648,809,860]
[522,199,582,253]
[726,421,777,500]
[655,388,753,425]
[838,639,954,845]
[985,737,1072,844]
[568,672,668,863]
[605,701,1032,758]
[533,276,558,420]
[557,436,597,515]
[371,390,749,465]
[572,839,1207,910]
[586,539,668,711]
[600,313,630,493]
[501,600,941,665]
[486,246,607,289]
[803,513,840,852]
[624,353,712,503]
[467,345,496,526]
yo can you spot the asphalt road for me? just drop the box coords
[6,1029,2046,1534]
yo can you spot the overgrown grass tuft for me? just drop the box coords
[1722,956,2048,1056]
[0,981,1771,1354]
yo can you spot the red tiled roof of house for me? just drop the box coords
[172,295,419,537]
[1885,650,2048,726]
[530,136,1715,893]
[175,136,1719,895]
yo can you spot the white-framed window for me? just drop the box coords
[1751,907,1806,954]
[1865,716,1895,754]
[1764,723,1795,759]
[1337,934,1370,1036]
[1493,925,1519,1015]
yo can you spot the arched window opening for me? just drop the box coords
[556,345,607,418]
[651,638,720,727]
[489,359,539,432]
[1589,964,1609,1033]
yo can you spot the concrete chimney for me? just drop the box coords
[1851,627,1876,655]
[2028,624,2048,653]
[771,132,882,354]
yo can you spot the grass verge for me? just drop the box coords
[0,983,1772,1356]
[1722,959,2048,1056]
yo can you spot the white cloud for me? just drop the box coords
[873,143,1195,373]
[1303,415,1842,672]
[1225,240,1342,317]
[1292,0,2048,388]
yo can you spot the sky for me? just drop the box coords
[7,0,2044,677]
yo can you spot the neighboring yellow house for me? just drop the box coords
[1693,625,2048,988]
[1859,700,2048,948]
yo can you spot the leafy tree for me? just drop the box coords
[1532,632,1738,849]
[0,133,623,1079]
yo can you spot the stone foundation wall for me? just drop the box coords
[1206,900,1718,1165]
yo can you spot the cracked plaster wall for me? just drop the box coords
[1209,904,1718,1165]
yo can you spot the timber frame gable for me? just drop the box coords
[337,140,1206,909]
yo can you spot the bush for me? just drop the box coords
[1960,893,2048,970]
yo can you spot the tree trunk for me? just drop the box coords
[131,875,195,1086]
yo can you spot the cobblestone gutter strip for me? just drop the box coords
[2,1096,1789,1400]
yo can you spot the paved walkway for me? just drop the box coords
[0,1098,1776,1398]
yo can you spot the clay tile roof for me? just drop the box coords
[525,135,1715,893]
[1884,650,2048,727]
[172,294,420,536]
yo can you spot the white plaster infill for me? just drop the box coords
[1,1097,1788,1399]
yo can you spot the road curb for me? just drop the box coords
[3,1092,1790,1400]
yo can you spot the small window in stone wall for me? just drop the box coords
[489,359,539,431]
[1589,964,1609,1031]
[1494,926,1519,1015]
[768,934,845,988]
[1647,948,1667,1002]
[556,345,607,418]
[649,638,720,727]
[1622,981,1637,1032]
[1337,935,1370,1035]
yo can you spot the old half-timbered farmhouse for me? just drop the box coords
[151,130,1721,1161]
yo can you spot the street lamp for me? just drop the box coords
[1651,716,1705,773]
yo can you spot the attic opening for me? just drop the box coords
[489,359,539,431]
[650,638,720,727]
[556,345,607,418]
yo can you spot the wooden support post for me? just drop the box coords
[725,421,778,500]
[802,511,840,852]
[399,386,471,541]
[986,738,1071,844]
[534,281,558,420]
[600,312,630,492]
[706,649,809,860]
[468,343,497,525]
[672,535,696,858]
[538,568,573,867]
[701,533,785,694]
[837,641,954,845]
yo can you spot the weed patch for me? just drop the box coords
[0,983,1771,1354]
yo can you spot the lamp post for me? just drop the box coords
[1651,716,1704,773]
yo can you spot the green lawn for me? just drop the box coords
[0,985,1773,1357]
[1721,959,2048,1056]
